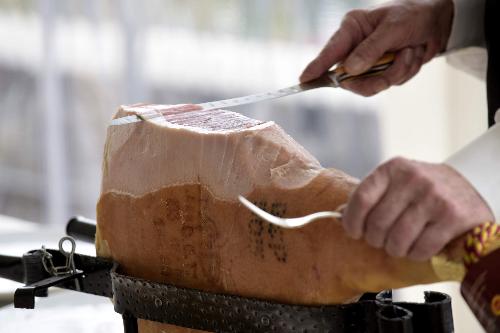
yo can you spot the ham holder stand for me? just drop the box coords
[0,216,454,333]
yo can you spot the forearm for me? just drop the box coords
[446,0,486,51]
[445,112,500,221]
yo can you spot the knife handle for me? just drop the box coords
[326,52,395,86]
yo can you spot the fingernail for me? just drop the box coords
[366,236,383,249]
[416,46,425,59]
[343,224,359,240]
[404,50,412,66]
[346,55,365,74]
[348,229,362,240]
[299,71,311,83]
[374,80,387,93]
[340,80,353,91]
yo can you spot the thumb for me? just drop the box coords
[300,28,356,83]
[344,26,397,75]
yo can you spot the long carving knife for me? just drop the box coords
[111,53,395,126]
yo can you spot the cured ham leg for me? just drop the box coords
[96,104,464,333]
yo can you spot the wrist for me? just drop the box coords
[436,0,455,52]
[445,0,486,50]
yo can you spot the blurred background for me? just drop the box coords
[0,0,488,332]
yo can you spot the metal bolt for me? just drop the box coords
[261,316,270,326]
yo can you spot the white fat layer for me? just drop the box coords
[101,105,322,200]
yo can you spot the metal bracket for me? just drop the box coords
[13,236,84,309]
[14,270,84,309]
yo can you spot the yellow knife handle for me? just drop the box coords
[326,52,396,85]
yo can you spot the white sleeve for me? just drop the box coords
[446,0,486,51]
[445,111,500,221]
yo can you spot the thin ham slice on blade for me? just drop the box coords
[96,104,465,333]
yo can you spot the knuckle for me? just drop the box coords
[399,163,418,180]
[430,193,451,214]
[341,10,364,33]
[432,196,448,217]
[367,215,390,234]
[378,76,391,90]
[362,172,379,189]
[407,168,423,182]
[386,219,418,257]
[437,227,452,243]
[424,181,439,197]
[383,13,405,28]
[386,236,405,257]
[413,177,432,198]
[441,198,455,212]
[363,35,383,56]
[388,156,407,167]
[407,168,429,188]
[411,227,449,260]
[344,9,365,22]
[415,46,426,60]
[399,218,419,237]
[383,156,408,175]
[383,19,398,30]
[359,90,375,97]
[356,191,374,208]
[359,167,386,192]
[443,201,462,221]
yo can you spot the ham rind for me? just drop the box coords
[96,104,464,333]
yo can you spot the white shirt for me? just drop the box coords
[444,0,500,220]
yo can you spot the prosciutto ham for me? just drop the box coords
[96,104,465,333]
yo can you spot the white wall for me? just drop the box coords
[375,55,487,163]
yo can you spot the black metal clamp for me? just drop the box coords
[0,217,455,333]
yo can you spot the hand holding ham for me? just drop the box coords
[342,157,494,261]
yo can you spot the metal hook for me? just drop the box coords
[40,236,81,291]
[59,236,80,291]
[58,236,76,258]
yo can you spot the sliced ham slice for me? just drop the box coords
[96,104,464,333]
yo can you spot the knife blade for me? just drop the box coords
[111,53,395,126]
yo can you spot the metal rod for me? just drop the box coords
[122,312,138,333]
[66,216,96,243]
[0,255,24,283]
